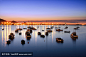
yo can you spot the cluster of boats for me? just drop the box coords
[3,25,80,45]
[7,33,15,45]
[55,26,79,43]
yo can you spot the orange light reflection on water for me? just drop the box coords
[1,25,12,47]
[7,25,8,41]
[10,25,11,33]
[22,30,26,39]
[5,25,6,46]
[35,31,37,43]
[2,31,3,46]
[52,30,53,43]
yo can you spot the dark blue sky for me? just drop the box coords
[0,0,86,21]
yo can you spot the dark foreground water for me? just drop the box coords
[0,25,86,57]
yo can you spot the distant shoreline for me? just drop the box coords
[0,22,86,25]
[0,18,86,25]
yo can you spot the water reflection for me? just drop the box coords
[2,30,3,46]
[71,37,78,44]
[56,41,64,44]
[7,25,8,41]
[0,25,85,45]
[52,31,53,43]
[1,25,11,46]
[5,25,6,45]
[0,25,86,57]
[35,31,37,42]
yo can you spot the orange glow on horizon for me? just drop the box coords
[0,15,86,21]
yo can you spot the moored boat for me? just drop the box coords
[2,28,4,30]
[46,28,51,29]
[21,40,25,45]
[47,30,52,32]
[64,31,70,33]
[71,32,78,38]
[64,26,68,29]
[45,32,48,36]
[38,32,41,35]
[6,40,11,45]
[56,29,63,31]
[9,33,15,40]
[40,35,45,38]
[56,38,64,43]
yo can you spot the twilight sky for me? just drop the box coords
[0,0,86,21]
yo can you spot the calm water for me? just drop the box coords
[0,25,86,57]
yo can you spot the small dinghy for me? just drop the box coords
[19,32,22,35]
[40,35,45,38]
[46,28,51,29]
[51,26,54,29]
[74,28,79,30]
[6,40,11,45]
[47,30,52,32]
[25,31,31,40]
[42,30,44,31]
[38,32,41,35]
[25,31,30,35]
[17,28,22,30]
[2,28,4,30]
[9,33,15,40]
[76,26,80,28]
[64,26,68,29]
[28,27,37,30]
[56,29,63,31]
[45,32,48,36]
[64,31,70,33]
[74,26,80,30]
[56,38,64,43]
[71,32,78,38]
[15,29,18,32]
[21,40,25,45]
